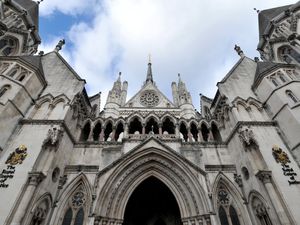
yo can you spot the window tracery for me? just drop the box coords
[0,36,18,56]
[217,185,242,225]
[251,197,272,225]
[140,90,160,107]
[61,186,86,225]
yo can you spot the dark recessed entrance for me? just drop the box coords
[123,176,182,225]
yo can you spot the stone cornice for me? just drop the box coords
[225,121,277,145]
[21,119,76,144]
[65,165,99,173]
[205,164,236,172]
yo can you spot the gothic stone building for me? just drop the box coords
[1,1,300,225]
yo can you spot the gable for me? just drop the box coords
[123,82,176,108]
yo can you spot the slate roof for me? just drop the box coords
[19,55,43,74]
[14,0,39,29]
[253,61,294,88]
[258,5,291,37]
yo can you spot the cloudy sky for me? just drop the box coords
[38,0,296,110]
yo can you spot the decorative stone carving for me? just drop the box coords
[42,125,63,150]
[58,175,68,189]
[28,172,45,186]
[71,189,86,208]
[238,126,257,149]
[217,187,230,205]
[256,170,272,184]
[234,174,243,187]
[140,90,160,107]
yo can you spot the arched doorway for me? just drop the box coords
[123,176,182,225]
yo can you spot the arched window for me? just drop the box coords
[190,123,198,142]
[271,79,278,87]
[61,208,73,225]
[0,84,10,98]
[286,90,298,103]
[115,122,124,142]
[229,205,241,225]
[104,122,113,141]
[8,69,18,77]
[279,74,286,83]
[217,185,244,225]
[18,73,26,82]
[29,198,50,225]
[61,186,87,225]
[252,197,273,225]
[211,123,222,142]
[219,206,229,225]
[74,208,84,225]
[162,117,175,134]
[80,123,91,141]
[92,122,102,141]
[0,36,18,56]
[179,123,188,142]
[201,124,209,142]
[145,117,159,134]
[278,45,300,63]
[129,117,142,134]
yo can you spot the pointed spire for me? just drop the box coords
[146,54,153,83]
[117,72,121,82]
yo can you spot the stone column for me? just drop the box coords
[175,123,180,138]
[208,128,214,141]
[111,126,116,141]
[10,172,45,225]
[198,127,203,142]
[158,123,162,135]
[187,129,193,142]
[142,123,146,135]
[256,170,291,225]
[231,106,239,122]
[124,123,128,138]
[99,129,104,142]
[88,125,94,141]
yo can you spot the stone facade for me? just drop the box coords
[1,1,300,225]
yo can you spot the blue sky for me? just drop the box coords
[38,0,297,110]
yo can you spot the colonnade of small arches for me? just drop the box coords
[79,114,222,143]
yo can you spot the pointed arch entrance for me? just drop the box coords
[123,176,181,225]
[95,141,210,225]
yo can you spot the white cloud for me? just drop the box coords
[39,0,297,110]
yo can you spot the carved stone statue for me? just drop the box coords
[238,126,257,148]
[42,125,63,149]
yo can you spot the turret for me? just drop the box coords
[172,74,195,119]
[0,0,41,56]
[104,72,127,117]
[171,81,178,105]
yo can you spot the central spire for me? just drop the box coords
[146,54,153,83]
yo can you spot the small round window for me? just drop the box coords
[52,167,60,183]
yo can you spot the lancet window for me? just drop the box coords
[162,117,175,134]
[0,36,18,56]
[251,197,272,225]
[217,185,242,225]
[61,186,86,225]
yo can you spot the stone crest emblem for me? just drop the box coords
[5,144,28,165]
[272,145,290,165]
